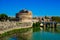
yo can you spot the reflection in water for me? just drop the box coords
[33,27,40,32]
[0,27,60,40]
[8,37,17,40]
[0,28,33,40]
[32,27,60,40]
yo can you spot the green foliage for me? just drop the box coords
[36,22,40,27]
[51,16,60,22]
[0,13,8,21]
[32,22,40,32]
[32,23,36,27]
[32,22,40,28]
[33,27,40,32]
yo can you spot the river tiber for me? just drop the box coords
[0,9,60,40]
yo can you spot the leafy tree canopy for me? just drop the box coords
[0,13,8,21]
[51,16,60,22]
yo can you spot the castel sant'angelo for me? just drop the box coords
[0,9,33,34]
[16,9,32,23]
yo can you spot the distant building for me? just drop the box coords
[38,17,52,22]
[16,9,32,23]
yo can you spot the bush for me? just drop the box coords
[32,22,40,28]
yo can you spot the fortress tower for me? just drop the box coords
[16,9,32,23]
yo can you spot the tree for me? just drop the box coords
[51,16,60,22]
[0,14,8,21]
[32,22,40,28]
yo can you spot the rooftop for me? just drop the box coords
[19,9,28,13]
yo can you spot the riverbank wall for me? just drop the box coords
[0,21,33,34]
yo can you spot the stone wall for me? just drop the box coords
[0,21,32,34]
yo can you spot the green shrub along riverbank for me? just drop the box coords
[32,22,40,28]
[0,27,32,38]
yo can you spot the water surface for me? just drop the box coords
[1,27,60,40]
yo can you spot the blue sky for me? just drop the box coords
[0,0,60,17]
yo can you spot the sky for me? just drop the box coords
[0,0,60,17]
